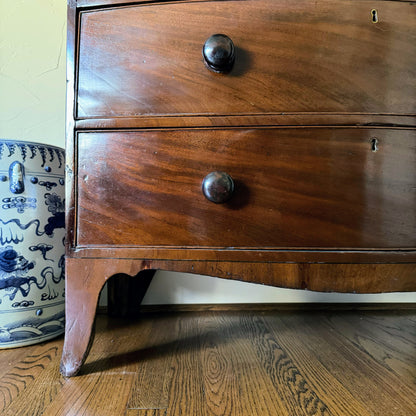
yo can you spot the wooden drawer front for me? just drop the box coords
[76,0,415,118]
[76,128,415,249]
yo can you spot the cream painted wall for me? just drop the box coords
[1,0,414,304]
[0,0,66,148]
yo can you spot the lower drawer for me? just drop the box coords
[76,128,415,249]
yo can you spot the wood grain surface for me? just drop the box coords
[76,128,416,249]
[76,0,416,118]
[2,308,415,415]
[64,0,416,380]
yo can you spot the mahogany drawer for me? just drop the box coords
[76,128,416,249]
[76,0,416,118]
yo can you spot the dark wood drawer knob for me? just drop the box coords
[203,34,235,73]
[202,171,235,203]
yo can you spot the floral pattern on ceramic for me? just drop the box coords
[0,140,65,348]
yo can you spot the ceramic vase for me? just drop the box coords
[0,140,65,348]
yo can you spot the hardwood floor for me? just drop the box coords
[1,306,415,415]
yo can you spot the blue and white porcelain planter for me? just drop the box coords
[0,140,65,348]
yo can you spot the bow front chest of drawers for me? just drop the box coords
[61,0,416,376]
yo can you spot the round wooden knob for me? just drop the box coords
[202,171,235,203]
[203,34,235,73]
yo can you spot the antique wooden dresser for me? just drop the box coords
[61,0,416,376]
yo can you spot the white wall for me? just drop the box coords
[140,270,415,304]
[1,0,413,304]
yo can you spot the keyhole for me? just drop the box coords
[371,138,379,152]
[371,9,378,23]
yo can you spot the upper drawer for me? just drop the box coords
[76,0,416,118]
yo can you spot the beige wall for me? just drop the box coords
[0,0,66,147]
[1,0,413,304]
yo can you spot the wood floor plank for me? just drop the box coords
[198,312,242,416]
[165,312,206,416]
[0,341,63,415]
[42,372,135,416]
[1,342,64,416]
[256,312,372,416]
[264,311,416,416]
[126,409,167,416]
[0,308,414,416]
[127,314,178,411]
[239,312,335,415]
[314,311,416,415]
[201,312,289,415]
[324,311,416,386]
[0,343,41,379]
[80,315,155,375]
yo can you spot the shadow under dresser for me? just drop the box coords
[61,0,416,376]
